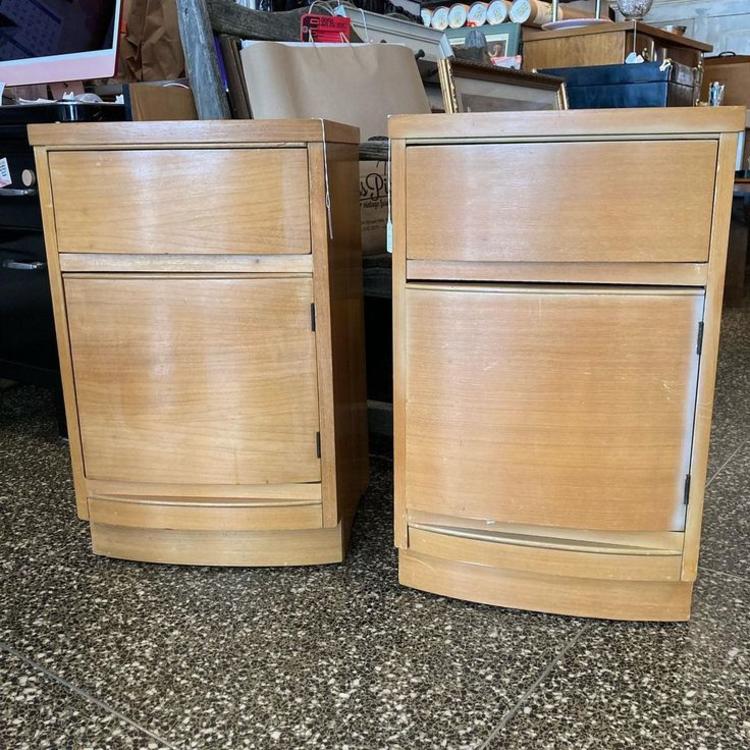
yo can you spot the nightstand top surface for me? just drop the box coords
[28,118,360,147]
[389,107,746,141]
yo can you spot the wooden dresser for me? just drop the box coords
[522,22,711,72]
[389,108,744,620]
[29,120,368,566]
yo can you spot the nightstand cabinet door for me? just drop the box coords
[404,285,704,532]
[64,275,321,486]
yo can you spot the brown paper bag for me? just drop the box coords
[120,0,185,82]
[239,42,430,140]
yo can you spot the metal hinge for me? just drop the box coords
[684,474,691,505]
[310,303,316,332]
[315,431,321,459]
[696,321,704,356]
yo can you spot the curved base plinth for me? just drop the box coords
[399,550,694,622]
[90,521,349,567]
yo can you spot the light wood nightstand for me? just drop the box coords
[390,107,744,620]
[29,119,368,566]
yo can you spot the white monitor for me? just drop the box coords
[0,0,122,86]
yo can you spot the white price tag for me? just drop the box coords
[0,81,5,104]
[0,157,11,188]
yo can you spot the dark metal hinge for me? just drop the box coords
[696,321,704,356]
[684,474,691,505]
[315,431,321,459]
[310,303,316,332]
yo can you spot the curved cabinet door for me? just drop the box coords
[404,285,704,532]
[64,275,321,485]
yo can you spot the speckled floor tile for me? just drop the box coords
[484,572,750,750]
[700,441,750,578]
[707,301,750,477]
[0,387,578,750]
[1,301,747,750]
[0,648,171,750]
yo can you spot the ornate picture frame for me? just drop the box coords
[437,58,569,113]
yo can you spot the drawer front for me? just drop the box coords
[405,140,717,263]
[408,526,683,582]
[404,285,703,532]
[49,149,311,254]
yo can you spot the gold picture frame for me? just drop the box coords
[438,58,569,114]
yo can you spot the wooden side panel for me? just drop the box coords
[49,149,311,254]
[405,141,717,263]
[326,143,369,523]
[682,132,741,580]
[391,140,409,548]
[309,142,369,528]
[64,275,321,485]
[405,286,703,531]
[400,551,693,621]
[33,147,89,518]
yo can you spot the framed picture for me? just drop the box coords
[444,22,521,58]
[437,58,568,113]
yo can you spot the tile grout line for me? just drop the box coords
[705,438,748,488]
[476,622,595,750]
[0,640,182,750]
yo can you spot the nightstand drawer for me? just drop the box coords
[49,148,311,254]
[405,140,717,264]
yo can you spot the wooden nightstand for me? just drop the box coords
[29,120,368,566]
[522,22,711,71]
[390,107,744,620]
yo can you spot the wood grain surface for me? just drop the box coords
[404,285,703,531]
[64,275,321,485]
[400,550,693,621]
[388,106,745,140]
[50,149,311,254]
[91,522,348,566]
[405,140,717,263]
[28,119,359,146]
[408,527,683,582]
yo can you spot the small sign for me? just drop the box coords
[0,157,11,188]
[300,14,351,43]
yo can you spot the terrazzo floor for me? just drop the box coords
[1,301,748,750]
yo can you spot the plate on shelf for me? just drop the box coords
[541,18,613,31]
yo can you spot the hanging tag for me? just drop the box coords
[386,220,393,254]
[0,158,11,188]
[320,119,333,240]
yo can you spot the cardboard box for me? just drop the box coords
[360,160,389,256]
